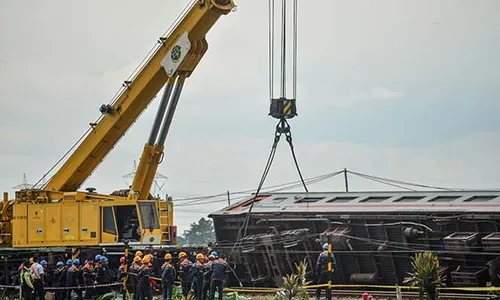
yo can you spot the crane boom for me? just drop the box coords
[44,0,234,193]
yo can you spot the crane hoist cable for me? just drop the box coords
[228,0,306,260]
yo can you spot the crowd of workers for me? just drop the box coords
[17,254,117,300]
[129,249,229,300]
[15,249,228,300]
[15,244,331,300]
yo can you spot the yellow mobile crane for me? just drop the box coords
[0,0,235,250]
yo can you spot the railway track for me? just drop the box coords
[326,289,498,300]
[234,287,499,300]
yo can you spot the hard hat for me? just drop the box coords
[196,253,204,260]
[208,255,215,260]
[147,254,153,259]
[142,256,151,264]
[73,259,80,265]
[133,256,141,263]
[135,250,143,257]
[56,261,64,267]
[178,252,187,259]
[323,243,329,250]
[40,260,48,266]
[67,259,73,265]
[95,254,102,261]
[120,256,125,263]
[29,257,34,263]
[211,251,219,259]
[164,253,172,260]
[100,256,108,263]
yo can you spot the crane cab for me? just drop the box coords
[101,201,162,245]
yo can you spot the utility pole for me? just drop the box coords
[343,168,349,192]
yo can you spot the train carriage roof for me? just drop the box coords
[208,190,500,216]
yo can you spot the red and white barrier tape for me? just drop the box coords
[0,282,122,290]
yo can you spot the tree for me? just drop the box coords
[176,235,186,245]
[403,251,446,300]
[182,217,216,246]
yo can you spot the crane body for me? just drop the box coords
[0,0,235,250]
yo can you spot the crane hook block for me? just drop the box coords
[269,97,297,119]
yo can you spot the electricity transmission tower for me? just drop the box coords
[122,160,168,196]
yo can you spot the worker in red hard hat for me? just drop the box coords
[118,256,126,279]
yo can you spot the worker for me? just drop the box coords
[20,259,34,300]
[177,252,193,298]
[129,256,142,300]
[118,256,126,279]
[202,255,215,300]
[30,256,45,300]
[53,261,66,300]
[191,253,205,299]
[137,256,153,300]
[160,253,176,300]
[96,256,113,296]
[66,258,82,300]
[209,252,228,300]
[315,243,335,300]
[82,257,95,300]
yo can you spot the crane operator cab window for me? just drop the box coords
[103,203,160,243]
[137,201,160,231]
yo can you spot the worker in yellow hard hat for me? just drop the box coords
[129,256,142,298]
[177,252,193,298]
[138,256,153,300]
[161,253,175,300]
[202,255,216,300]
[192,253,205,299]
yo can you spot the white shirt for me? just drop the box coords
[30,262,44,279]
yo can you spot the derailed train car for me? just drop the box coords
[209,191,500,288]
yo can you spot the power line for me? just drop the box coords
[347,170,461,191]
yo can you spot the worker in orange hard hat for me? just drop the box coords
[202,255,215,300]
[192,253,205,300]
[129,256,142,300]
[137,256,153,300]
[161,253,176,300]
[135,250,143,258]
[177,252,193,298]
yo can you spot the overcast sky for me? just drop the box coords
[1,0,499,233]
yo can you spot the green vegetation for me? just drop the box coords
[403,251,446,300]
[179,217,216,246]
[269,259,311,300]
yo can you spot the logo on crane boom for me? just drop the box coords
[171,45,182,63]
[161,32,191,77]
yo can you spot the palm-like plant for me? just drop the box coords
[403,251,446,300]
[277,258,312,300]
